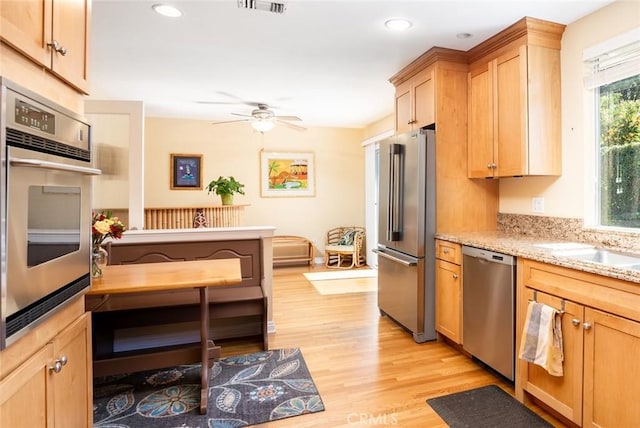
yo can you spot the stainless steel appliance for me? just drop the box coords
[462,245,516,381]
[376,126,436,343]
[0,77,100,348]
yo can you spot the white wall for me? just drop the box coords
[499,0,640,219]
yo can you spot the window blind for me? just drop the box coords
[583,28,640,89]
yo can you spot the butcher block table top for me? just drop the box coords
[87,258,242,414]
[88,258,242,295]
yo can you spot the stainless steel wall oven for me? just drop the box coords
[0,77,100,348]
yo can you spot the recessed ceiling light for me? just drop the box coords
[385,18,412,32]
[456,32,473,39]
[152,4,182,18]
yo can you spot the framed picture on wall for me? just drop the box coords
[260,151,315,197]
[170,153,203,190]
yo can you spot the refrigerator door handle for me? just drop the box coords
[373,249,417,266]
[387,143,404,241]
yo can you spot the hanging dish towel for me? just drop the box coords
[518,301,564,376]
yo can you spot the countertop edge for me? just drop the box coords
[435,232,640,284]
[108,226,277,245]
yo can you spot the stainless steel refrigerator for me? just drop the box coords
[376,126,436,343]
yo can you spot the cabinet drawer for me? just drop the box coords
[435,240,461,265]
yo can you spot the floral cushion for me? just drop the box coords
[338,229,357,246]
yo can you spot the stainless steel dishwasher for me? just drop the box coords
[462,245,516,381]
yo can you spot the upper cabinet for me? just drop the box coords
[389,48,499,233]
[0,0,91,94]
[467,17,565,178]
[394,67,435,133]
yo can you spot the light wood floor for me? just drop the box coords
[220,265,565,427]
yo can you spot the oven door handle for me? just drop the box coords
[10,157,102,175]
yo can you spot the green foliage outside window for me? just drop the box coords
[599,75,640,228]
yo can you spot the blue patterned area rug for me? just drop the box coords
[93,348,325,427]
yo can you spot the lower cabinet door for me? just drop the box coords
[435,259,461,343]
[0,344,54,427]
[53,312,92,428]
[520,288,584,425]
[583,308,640,428]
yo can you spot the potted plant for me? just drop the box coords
[206,176,245,205]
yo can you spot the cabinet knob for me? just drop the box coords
[571,318,581,326]
[443,248,450,254]
[47,40,68,56]
[583,322,592,330]
[49,355,68,373]
[486,162,497,169]
[452,273,459,280]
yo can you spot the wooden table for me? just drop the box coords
[88,258,242,414]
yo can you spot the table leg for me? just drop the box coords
[199,286,209,414]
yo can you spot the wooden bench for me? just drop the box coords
[86,238,268,377]
[273,235,314,267]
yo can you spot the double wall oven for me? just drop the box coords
[0,77,100,348]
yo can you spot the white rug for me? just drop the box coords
[309,277,378,295]
[303,269,378,295]
[303,269,377,281]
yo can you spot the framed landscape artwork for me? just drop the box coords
[260,151,315,197]
[170,153,203,190]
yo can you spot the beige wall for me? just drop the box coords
[145,117,366,252]
[362,114,394,140]
[499,0,640,219]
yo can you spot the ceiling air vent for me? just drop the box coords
[237,0,286,14]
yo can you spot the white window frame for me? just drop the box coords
[583,28,640,233]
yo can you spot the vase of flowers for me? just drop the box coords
[92,211,126,278]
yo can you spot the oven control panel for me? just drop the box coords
[15,99,56,135]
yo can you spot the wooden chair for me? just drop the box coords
[324,227,366,269]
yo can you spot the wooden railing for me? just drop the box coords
[144,205,246,229]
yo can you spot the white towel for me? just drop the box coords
[518,301,564,376]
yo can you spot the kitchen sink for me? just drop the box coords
[551,247,640,271]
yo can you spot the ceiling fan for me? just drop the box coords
[209,103,306,132]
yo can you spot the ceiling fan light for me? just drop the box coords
[251,118,276,132]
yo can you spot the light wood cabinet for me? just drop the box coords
[516,260,640,427]
[0,0,91,93]
[435,240,462,343]
[389,48,499,233]
[394,67,435,133]
[582,307,640,427]
[467,17,564,178]
[0,304,92,427]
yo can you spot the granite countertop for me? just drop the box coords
[435,231,640,284]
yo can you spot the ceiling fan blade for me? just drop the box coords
[277,120,307,131]
[212,119,249,125]
[273,115,302,121]
[214,92,273,108]
[196,100,243,105]
[231,113,253,117]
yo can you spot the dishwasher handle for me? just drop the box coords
[462,245,515,266]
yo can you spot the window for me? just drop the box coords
[585,30,640,230]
